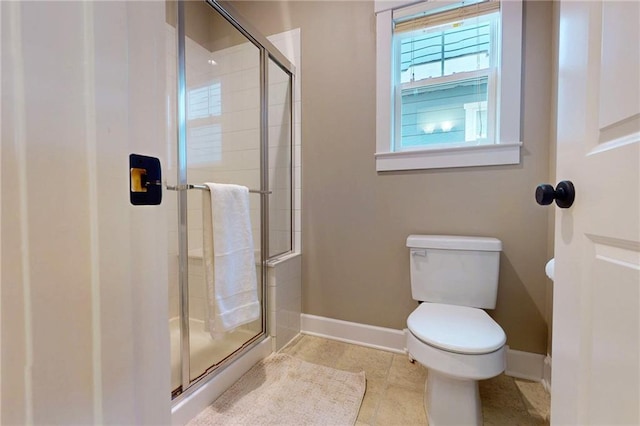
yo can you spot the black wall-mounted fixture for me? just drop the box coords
[129,154,162,205]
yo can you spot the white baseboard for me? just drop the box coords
[301,314,546,382]
[300,314,406,354]
[504,346,545,381]
[541,355,552,392]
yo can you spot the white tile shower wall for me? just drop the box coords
[185,252,263,326]
[268,254,302,351]
[265,30,302,351]
[266,62,292,256]
[268,29,302,254]
[166,26,263,291]
[183,35,262,257]
[188,255,206,321]
[167,25,301,250]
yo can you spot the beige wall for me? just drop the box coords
[167,1,250,52]
[233,0,553,354]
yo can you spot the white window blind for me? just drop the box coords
[394,1,500,33]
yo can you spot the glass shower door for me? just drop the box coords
[167,0,295,398]
[182,0,263,385]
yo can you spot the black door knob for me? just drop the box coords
[535,180,575,208]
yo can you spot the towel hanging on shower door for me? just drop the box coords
[202,183,260,338]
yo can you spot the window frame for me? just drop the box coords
[375,0,523,171]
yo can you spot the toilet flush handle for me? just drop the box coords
[411,249,427,257]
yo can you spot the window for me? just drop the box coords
[375,0,523,171]
[395,7,497,149]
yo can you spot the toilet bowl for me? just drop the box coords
[405,235,506,426]
[407,302,506,425]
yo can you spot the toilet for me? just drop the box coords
[406,235,506,426]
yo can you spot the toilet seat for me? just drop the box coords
[407,303,506,354]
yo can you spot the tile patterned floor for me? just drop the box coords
[281,334,550,426]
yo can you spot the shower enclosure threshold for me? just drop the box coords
[169,317,261,392]
[171,335,272,425]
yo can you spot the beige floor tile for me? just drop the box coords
[279,334,305,355]
[387,354,427,391]
[282,334,349,368]
[515,379,551,422]
[479,374,527,411]
[356,379,386,425]
[277,334,303,357]
[335,343,394,380]
[482,404,547,426]
[280,335,550,426]
[375,384,427,426]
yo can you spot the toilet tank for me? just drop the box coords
[407,235,502,309]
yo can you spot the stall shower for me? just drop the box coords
[165,0,295,398]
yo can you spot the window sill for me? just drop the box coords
[374,142,522,172]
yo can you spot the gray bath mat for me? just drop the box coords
[187,353,366,425]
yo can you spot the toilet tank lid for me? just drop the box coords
[406,235,502,251]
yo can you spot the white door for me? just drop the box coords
[552,1,640,424]
[1,2,171,424]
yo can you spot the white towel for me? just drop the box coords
[203,183,260,338]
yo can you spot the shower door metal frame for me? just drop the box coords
[172,0,296,401]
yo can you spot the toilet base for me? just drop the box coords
[424,369,482,426]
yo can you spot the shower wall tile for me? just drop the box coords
[294,145,301,169]
[268,254,302,351]
[189,296,206,322]
[295,232,302,253]
[241,68,259,88]
[187,226,203,253]
[267,103,289,127]
[268,272,277,342]
[222,129,260,152]
[294,188,301,210]
[188,257,204,277]
[203,169,261,188]
[294,214,302,238]
[187,257,206,322]
[294,166,301,190]
[187,206,203,229]
[268,169,288,189]
[268,82,289,104]
[294,120,301,147]
[294,101,301,125]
